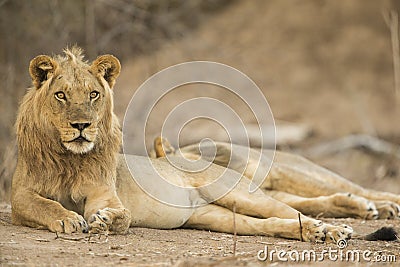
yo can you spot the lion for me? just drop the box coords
[13,47,396,244]
[154,138,400,220]
[12,47,131,234]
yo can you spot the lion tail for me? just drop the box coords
[355,226,398,241]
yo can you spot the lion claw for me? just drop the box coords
[88,213,110,234]
[50,212,88,234]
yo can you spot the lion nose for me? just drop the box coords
[70,122,91,131]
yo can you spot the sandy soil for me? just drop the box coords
[1,203,400,266]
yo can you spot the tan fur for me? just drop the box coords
[12,48,357,243]
[12,47,130,234]
[176,141,400,220]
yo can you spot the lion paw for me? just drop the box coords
[374,201,400,219]
[301,220,327,242]
[332,193,378,220]
[88,207,131,234]
[301,219,353,243]
[49,211,88,234]
[325,224,353,243]
[88,213,109,234]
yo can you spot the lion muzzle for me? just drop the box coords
[63,122,96,154]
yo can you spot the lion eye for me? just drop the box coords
[55,91,66,101]
[90,91,99,100]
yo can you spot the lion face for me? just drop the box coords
[49,69,105,154]
[28,47,121,154]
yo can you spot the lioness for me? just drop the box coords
[11,47,395,243]
[153,137,400,220]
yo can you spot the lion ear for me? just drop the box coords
[90,55,121,89]
[29,55,59,89]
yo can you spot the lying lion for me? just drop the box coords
[11,47,398,243]
[152,137,400,220]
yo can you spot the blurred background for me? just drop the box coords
[1,0,399,201]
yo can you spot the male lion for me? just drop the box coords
[14,47,395,243]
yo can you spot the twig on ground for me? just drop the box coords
[87,252,131,257]
[88,232,109,243]
[55,232,87,242]
[232,201,237,257]
[35,238,50,242]
[54,231,108,243]
[26,236,50,242]
[0,217,10,225]
[298,213,303,242]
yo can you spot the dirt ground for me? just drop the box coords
[1,0,400,266]
[1,203,400,266]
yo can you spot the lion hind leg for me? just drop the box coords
[373,201,400,219]
[211,178,302,220]
[265,191,379,220]
[269,152,400,206]
[202,185,352,242]
[185,205,353,243]
[268,160,400,211]
[183,204,325,242]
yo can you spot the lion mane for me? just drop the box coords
[13,47,121,207]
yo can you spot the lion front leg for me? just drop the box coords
[88,207,131,234]
[82,185,131,234]
[11,189,88,233]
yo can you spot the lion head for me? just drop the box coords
[15,47,122,192]
[21,47,121,154]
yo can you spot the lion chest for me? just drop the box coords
[60,195,85,215]
[44,188,86,216]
